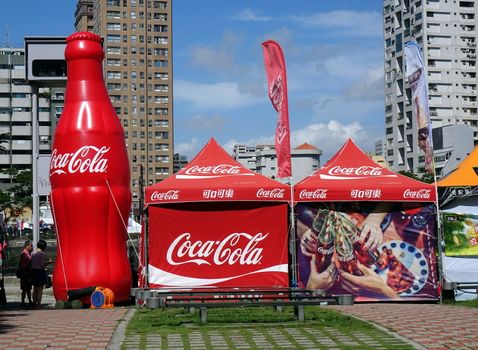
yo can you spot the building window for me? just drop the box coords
[107,0,120,6]
[106,23,121,31]
[154,48,168,56]
[106,46,121,54]
[154,36,168,44]
[107,71,121,79]
[107,11,121,18]
[106,34,121,43]
[154,60,168,68]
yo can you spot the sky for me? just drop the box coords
[1,0,384,164]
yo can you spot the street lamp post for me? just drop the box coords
[25,37,66,247]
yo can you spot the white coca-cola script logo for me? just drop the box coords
[166,232,268,266]
[176,164,254,179]
[329,166,383,176]
[317,246,334,255]
[151,190,180,201]
[186,164,241,175]
[320,165,397,180]
[50,146,110,176]
[256,188,285,199]
[403,189,432,199]
[299,189,328,199]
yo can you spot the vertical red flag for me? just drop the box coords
[262,40,292,178]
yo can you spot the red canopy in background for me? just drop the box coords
[294,138,436,202]
[145,138,290,205]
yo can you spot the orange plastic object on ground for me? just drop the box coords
[90,287,115,309]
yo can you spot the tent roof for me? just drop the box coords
[436,145,478,187]
[145,138,290,205]
[294,138,436,202]
[295,142,318,150]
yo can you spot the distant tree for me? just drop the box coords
[0,170,32,224]
[0,132,9,153]
[398,170,434,184]
[7,170,33,208]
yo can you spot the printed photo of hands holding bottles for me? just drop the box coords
[297,202,439,301]
[298,206,400,300]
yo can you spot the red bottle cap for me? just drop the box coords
[65,31,104,62]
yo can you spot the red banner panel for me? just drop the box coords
[296,203,438,302]
[148,203,289,288]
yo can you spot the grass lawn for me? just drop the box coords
[444,298,478,307]
[123,306,414,350]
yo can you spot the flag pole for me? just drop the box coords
[405,38,443,302]
[262,40,294,287]
[288,176,297,287]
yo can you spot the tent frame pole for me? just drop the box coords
[289,177,297,287]
[144,208,149,289]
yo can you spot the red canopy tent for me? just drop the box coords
[294,138,436,202]
[293,139,438,302]
[145,138,290,204]
[141,138,291,289]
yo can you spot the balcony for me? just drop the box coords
[12,111,31,122]
[11,69,25,80]
[39,112,50,122]
[12,125,31,136]
[11,98,30,108]
[11,139,32,150]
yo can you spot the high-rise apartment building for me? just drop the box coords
[75,0,174,216]
[383,0,477,174]
[0,48,53,184]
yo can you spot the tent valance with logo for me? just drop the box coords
[144,138,290,205]
[294,138,436,202]
[140,138,290,289]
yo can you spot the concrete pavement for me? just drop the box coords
[1,274,477,349]
[330,303,478,350]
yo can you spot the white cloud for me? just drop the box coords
[175,138,200,157]
[189,30,245,71]
[289,10,382,37]
[190,46,235,70]
[345,65,384,100]
[232,8,273,22]
[223,120,379,164]
[174,79,262,109]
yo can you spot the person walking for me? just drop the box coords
[31,240,52,308]
[17,240,33,306]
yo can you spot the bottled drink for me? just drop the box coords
[50,32,132,302]
[334,224,360,275]
[340,213,379,266]
[313,210,334,273]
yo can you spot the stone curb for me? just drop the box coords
[344,313,427,350]
[108,308,136,349]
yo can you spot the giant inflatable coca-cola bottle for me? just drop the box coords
[50,32,132,302]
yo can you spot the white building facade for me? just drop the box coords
[0,48,54,184]
[383,0,477,174]
[233,143,322,184]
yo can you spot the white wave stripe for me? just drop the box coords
[176,174,255,179]
[319,174,397,180]
[148,264,289,287]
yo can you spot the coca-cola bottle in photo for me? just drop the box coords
[340,213,379,266]
[334,225,360,275]
[313,209,334,273]
[50,32,132,302]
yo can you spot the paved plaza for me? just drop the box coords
[1,275,477,349]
